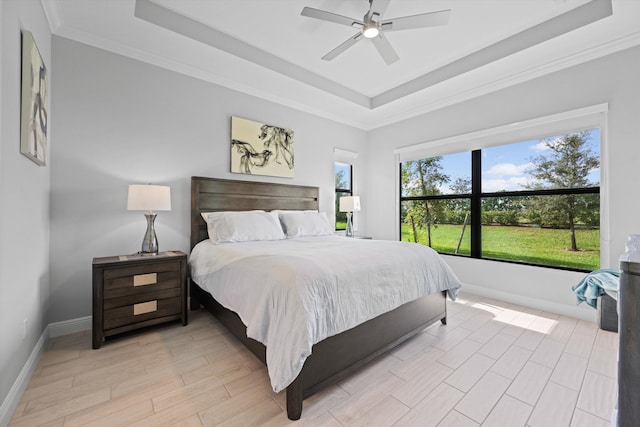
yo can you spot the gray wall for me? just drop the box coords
[367,45,640,320]
[0,0,51,418]
[49,36,368,323]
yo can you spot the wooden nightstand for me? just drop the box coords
[92,251,188,349]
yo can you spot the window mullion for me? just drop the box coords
[471,149,482,258]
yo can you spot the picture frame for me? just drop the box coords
[20,30,48,166]
[231,116,294,178]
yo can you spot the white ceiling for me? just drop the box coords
[43,0,640,130]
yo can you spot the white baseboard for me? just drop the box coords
[0,326,49,427]
[0,316,92,426]
[461,283,598,323]
[48,316,91,338]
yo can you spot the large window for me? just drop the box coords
[335,162,352,230]
[400,129,600,271]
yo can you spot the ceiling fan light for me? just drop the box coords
[363,24,379,38]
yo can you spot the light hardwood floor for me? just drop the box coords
[9,292,618,426]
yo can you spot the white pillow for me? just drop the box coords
[208,211,285,243]
[271,210,317,233]
[278,211,333,237]
[202,210,266,242]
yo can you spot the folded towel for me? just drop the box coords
[571,269,620,309]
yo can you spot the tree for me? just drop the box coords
[524,131,599,251]
[444,177,471,224]
[335,169,347,189]
[482,191,525,226]
[450,177,471,194]
[401,158,450,246]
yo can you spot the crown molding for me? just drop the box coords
[44,0,640,131]
[132,0,615,112]
[367,29,640,130]
[51,24,374,130]
[41,0,62,33]
[371,0,614,109]
[134,0,371,109]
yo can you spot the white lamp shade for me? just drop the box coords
[127,184,171,211]
[339,196,361,212]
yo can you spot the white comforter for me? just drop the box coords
[189,235,461,392]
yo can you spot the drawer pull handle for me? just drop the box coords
[133,273,157,287]
[134,300,157,315]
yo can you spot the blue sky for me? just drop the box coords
[335,162,352,189]
[439,128,601,193]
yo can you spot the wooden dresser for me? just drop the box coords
[92,251,187,349]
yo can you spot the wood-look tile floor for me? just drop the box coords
[10,292,618,426]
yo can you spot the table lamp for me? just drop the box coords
[127,184,171,255]
[339,196,361,237]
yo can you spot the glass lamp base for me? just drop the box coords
[345,212,354,237]
[141,213,159,255]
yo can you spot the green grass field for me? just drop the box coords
[401,223,599,270]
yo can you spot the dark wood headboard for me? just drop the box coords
[190,176,320,250]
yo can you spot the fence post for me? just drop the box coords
[455,212,469,254]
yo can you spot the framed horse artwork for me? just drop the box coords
[230,116,294,178]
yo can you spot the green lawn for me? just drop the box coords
[401,223,599,271]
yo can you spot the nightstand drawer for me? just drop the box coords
[104,262,181,291]
[104,287,181,310]
[104,269,181,299]
[104,296,182,330]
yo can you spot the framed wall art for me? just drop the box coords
[231,116,294,178]
[20,30,48,166]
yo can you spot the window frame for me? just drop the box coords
[335,162,353,231]
[399,149,600,272]
[394,105,608,272]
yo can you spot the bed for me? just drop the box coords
[188,176,461,420]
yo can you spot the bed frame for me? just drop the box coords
[189,176,447,420]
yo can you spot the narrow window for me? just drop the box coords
[335,162,352,230]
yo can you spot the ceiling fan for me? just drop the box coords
[301,0,451,65]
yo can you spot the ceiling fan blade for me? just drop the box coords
[322,32,364,61]
[301,7,362,28]
[371,32,399,65]
[368,0,390,20]
[381,9,451,32]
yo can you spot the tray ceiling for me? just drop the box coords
[43,0,640,129]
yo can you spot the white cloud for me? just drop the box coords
[482,176,535,192]
[531,137,563,152]
[485,162,533,177]
[482,161,538,191]
[532,141,548,151]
